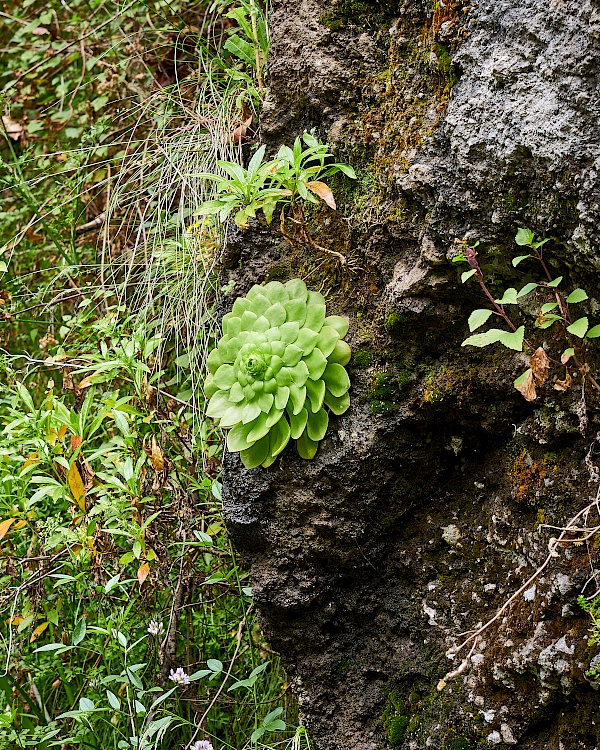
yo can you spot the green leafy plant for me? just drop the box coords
[453,228,600,400]
[215,0,269,89]
[204,279,351,468]
[195,134,357,228]
[195,144,292,228]
[271,132,357,209]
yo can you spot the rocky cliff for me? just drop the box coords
[222,1,600,747]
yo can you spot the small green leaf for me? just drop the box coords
[323,390,350,415]
[72,618,86,646]
[106,690,120,710]
[468,309,493,332]
[514,369,532,387]
[297,431,318,459]
[328,340,351,366]
[498,326,525,351]
[531,238,550,249]
[587,325,600,338]
[561,348,575,363]
[540,302,558,314]
[126,668,143,689]
[547,276,563,288]
[79,697,95,712]
[189,669,212,681]
[566,289,589,304]
[461,269,476,283]
[515,228,534,246]
[452,253,467,263]
[208,659,223,674]
[104,574,121,594]
[494,288,518,305]
[536,314,561,329]
[307,408,329,442]
[461,329,505,348]
[512,254,530,267]
[34,643,73,654]
[251,728,266,743]
[17,614,34,633]
[566,317,589,338]
[517,282,538,298]
[322,363,350,398]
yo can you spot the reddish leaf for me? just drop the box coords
[561,348,575,365]
[230,116,252,144]
[137,562,150,586]
[71,435,82,451]
[306,181,336,210]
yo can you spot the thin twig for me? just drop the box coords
[440,494,600,686]
[76,212,105,235]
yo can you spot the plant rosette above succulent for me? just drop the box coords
[204,279,351,468]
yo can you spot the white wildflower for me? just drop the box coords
[169,667,190,686]
[147,620,165,636]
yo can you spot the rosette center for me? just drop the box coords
[243,351,268,379]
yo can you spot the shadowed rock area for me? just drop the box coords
[222,0,600,747]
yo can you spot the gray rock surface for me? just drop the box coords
[221,0,600,747]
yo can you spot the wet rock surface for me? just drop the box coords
[221,0,600,747]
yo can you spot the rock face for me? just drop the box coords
[222,0,600,748]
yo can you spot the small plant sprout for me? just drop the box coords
[194,134,356,228]
[194,144,293,228]
[453,228,600,401]
[271,132,357,209]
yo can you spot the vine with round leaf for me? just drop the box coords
[453,228,600,401]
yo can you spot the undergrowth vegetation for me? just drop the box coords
[0,1,308,748]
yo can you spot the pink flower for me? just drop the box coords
[169,667,190,686]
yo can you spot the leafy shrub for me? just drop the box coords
[205,279,351,468]
[454,228,600,400]
[195,134,357,227]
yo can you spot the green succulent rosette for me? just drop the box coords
[205,279,351,468]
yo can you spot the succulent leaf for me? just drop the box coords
[288,406,309,439]
[323,390,350,415]
[204,280,351,468]
[297,431,318,460]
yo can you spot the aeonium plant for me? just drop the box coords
[204,279,351,468]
